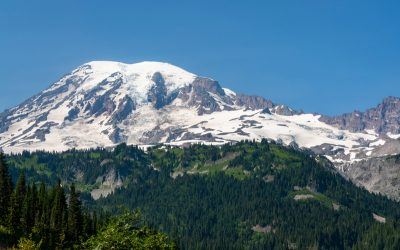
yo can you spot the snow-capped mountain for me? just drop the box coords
[0,61,399,167]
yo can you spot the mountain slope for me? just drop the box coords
[7,141,399,249]
[0,61,275,151]
[1,60,400,199]
[0,61,397,162]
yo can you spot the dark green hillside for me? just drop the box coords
[4,140,400,249]
[0,153,101,248]
[6,144,149,196]
[98,141,400,249]
[0,153,175,249]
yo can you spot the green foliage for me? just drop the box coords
[0,172,99,249]
[3,140,400,249]
[68,184,83,244]
[353,221,400,250]
[8,172,27,240]
[6,145,149,194]
[288,188,336,209]
[83,211,177,250]
[96,141,400,249]
[17,237,39,250]
[0,153,13,226]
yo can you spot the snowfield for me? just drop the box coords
[0,61,397,166]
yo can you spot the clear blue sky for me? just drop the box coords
[1,1,399,115]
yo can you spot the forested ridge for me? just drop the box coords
[0,153,102,248]
[0,153,175,249]
[3,140,400,249]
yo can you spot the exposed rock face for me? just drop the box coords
[192,77,225,96]
[321,96,400,133]
[271,105,303,116]
[90,168,123,200]
[260,108,271,114]
[27,122,58,141]
[342,155,400,200]
[235,94,274,110]
[91,94,116,117]
[85,73,124,117]
[109,126,129,144]
[111,95,136,124]
[0,111,11,133]
[65,107,80,121]
[178,77,236,115]
[148,72,168,109]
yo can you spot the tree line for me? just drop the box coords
[0,152,177,249]
[2,141,400,249]
[0,153,100,249]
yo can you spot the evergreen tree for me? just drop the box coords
[0,153,12,225]
[67,183,83,245]
[0,176,100,248]
[22,184,37,234]
[50,180,67,248]
[8,172,26,240]
[32,182,49,247]
[2,142,400,249]
[83,211,177,250]
[92,211,98,235]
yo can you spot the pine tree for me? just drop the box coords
[8,172,26,240]
[33,182,48,245]
[23,184,37,233]
[37,182,47,220]
[92,211,98,235]
[21,185,31,235]
[50,180,67,248]
[0,153,13,225]
[67,184,83,245]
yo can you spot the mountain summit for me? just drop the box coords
[0,61,293,152]
[0,61,399,166]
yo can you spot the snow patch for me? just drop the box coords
[370,139,386,147]
[387,133,400,140]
